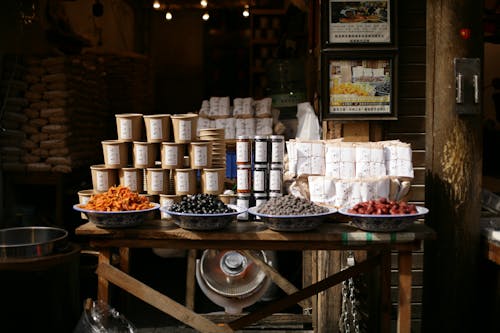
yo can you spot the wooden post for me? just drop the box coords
[423,0,483,332]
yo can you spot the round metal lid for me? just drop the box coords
[199,249,268,298]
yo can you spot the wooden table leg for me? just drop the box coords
[380,248,392,333]
[119,247,130,273]
[97,249,111,303]
[185,249,197,310]
[397,250,412,333]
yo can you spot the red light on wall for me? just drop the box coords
[459,28,471,40]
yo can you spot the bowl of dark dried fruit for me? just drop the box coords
[248,194,337,232]
[338,198,429,232]
[160,194,246,231]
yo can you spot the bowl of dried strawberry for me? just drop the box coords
[338,198,429,232]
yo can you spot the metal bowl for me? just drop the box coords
[73,203,160,228]
[247,206,338,232]
[160,205,245,231]
[338,206,429,232]
[0,226,68,258]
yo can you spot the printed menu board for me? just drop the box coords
[329,58,392,114]
[328,0,391,44]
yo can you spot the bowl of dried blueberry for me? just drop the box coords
[160,194,245,231]
[248,194,337,232]
[338,197,429,232]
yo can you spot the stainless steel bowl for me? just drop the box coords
[0,226,68,258]
[160,205,245,231]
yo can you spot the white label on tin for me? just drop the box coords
[271,141,284,163]
[179,120,191,140]
[237,198,249,220]
[119,118,132,140]
[106,145,120,165]
[150,171,164,191]
[95,171,109,191]
[269,169,282,191]
[122,171,138,192]
[237,168,250,190]
[205,171,219,192]
[135,145,148,165]
[193,145,208,167]
[160,198,176,219]
[79,195,91,205]
[176,172,189,192]
[150,118,163,140]
[253,169,266,192]
[254,141,268,163]
[236,141,250,163]
[163,146,178,165]
[255,198,267,207]
[254,197,267,220]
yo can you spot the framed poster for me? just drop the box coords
[322,51,397,120]
[323,0,395,46]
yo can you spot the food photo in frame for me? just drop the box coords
[322,52,397,120]
[324,0,394,45]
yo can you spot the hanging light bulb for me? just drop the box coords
[153,1,160,9]
[165,11,173,20]
[242,5,249,18]
[200,0,208,8]
[202,11,210,21]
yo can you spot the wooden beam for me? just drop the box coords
[423,0,483,331]
[241,250,311,309]
[96,262,233,333]
[228,254,381,330]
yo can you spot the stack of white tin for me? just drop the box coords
[235,134,284,220]
[85,113,229,212]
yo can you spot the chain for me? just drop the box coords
[339,251,362,333]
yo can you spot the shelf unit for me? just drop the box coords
[249,8,286,98]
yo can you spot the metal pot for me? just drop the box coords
[0,226,68,258]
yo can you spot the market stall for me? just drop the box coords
[66,80,437,332]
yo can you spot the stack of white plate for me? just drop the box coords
[199,128,226,168]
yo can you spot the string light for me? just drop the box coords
[153,1,160,9]
[242,5,249,17]
[200,0,208,8]
[165,11,173,20]
[202,12,210,21]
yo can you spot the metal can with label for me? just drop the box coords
[253,193,268,220]
[254,193,268,208]
[269,191,283,199]
[253,163,268,193]
[253,135,269,164]
[269,165,283,193]
[270,135,284,164]
[236,194,251,221]
[236,135,252,165]
[236,164,252,194]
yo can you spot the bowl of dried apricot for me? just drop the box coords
[338,198,428,232]
[73,185,159,228]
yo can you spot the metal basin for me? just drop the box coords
[0,226,68,258]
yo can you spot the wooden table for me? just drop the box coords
[76,220,435,333]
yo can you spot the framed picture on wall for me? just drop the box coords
[322,0,395,47]
[322,51,398,120]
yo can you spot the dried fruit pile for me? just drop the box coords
[348,197,417,215]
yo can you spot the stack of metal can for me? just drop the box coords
[235,134,284,220]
